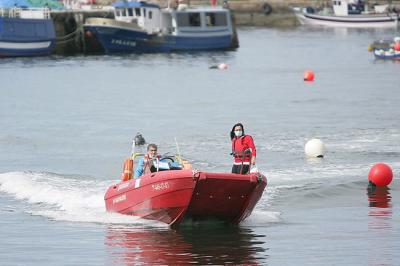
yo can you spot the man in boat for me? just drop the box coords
[134,143,160,177]
[230,123,257,174]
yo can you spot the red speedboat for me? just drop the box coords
[104,157,267,226]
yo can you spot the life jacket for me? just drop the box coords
[231,135,256,164]
[143,154,161,175]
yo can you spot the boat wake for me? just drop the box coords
[0,171,167,227]
[241,210,282,226]
[0,171,274,227]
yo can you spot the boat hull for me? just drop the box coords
[374,49,400,60]
[295,12,399,28]
[104,170,267,226]
[84,20,233,53]
[0,17,56,57]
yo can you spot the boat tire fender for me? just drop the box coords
[262,3,272,15]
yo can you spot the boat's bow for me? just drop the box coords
[104,169,197,225]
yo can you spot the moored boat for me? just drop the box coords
[293,0,399,28]
[104,154,267,226]
[0,6,56,57]
[83,0,237,53]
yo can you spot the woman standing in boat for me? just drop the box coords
[230,123,257,174]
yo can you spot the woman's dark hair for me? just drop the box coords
[230,123,245,140]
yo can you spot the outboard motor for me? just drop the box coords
[134,132,146,146]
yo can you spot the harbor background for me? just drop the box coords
[1,26,400,265]
[50,0,400,54]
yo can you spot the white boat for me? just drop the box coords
[293,0,399,28]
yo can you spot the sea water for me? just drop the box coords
[0,27,399,265]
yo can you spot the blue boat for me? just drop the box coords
[83,0,236,53]
[0,5,56,57]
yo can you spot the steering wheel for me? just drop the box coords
[160,156,175,163]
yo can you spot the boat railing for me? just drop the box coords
[2,7,51,19]
[85,17,142,30]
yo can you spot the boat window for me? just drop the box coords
[128,8,133,16]
[143,9,146,18]
[205,12,228,26]
[122,8,127,16]
[149,11,152,19]
[135,8,140,16]
[116,9,122,17]
[176,12,201,27]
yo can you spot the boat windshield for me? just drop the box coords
[133,154,183,173]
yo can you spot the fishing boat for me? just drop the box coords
[104,154,267,226]
[83,0,237,53]
[0,5,56,57]
[293,0,399,28]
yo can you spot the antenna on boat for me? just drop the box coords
[174,137,183,164]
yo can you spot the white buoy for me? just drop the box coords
[305,138,326,158]
[218,63,228,70]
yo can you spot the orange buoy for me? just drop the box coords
[368,163,393,187]
[303,70,315,81]
[394,42,400,51]
[122,158,133,181]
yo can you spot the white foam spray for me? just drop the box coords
[0,171,167,228]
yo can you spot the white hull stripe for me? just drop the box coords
[0,41,52,50]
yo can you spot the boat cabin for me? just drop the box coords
[332,0,364,15]
[171,8,231,35]
[112,0,232,35]
[113,1,162,33]
[332,0,390,15]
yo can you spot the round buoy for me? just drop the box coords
[394,42,400,51]
[304,70,315,81]
[218,63,228,70]
[305,139,326,158]
[368,163,393,187]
